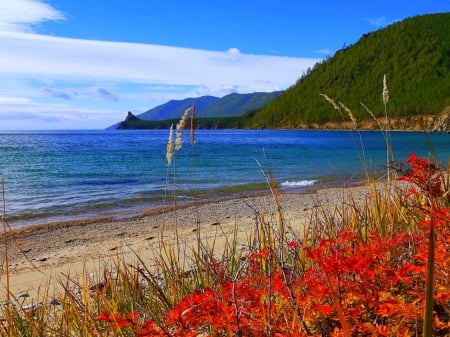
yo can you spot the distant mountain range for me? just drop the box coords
[108,91,282,129]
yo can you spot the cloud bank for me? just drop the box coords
[1,31,317,90]
[0,0,320,129]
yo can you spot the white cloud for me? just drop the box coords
[226,47,241,56]
[0,0,64,32]
[0,31,319,92]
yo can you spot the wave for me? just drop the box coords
[280,180,316,187]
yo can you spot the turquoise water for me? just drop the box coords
[0,130,449,228]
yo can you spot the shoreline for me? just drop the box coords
[7,188,270,232]
[1,181,375,303]
[8,176,365,231]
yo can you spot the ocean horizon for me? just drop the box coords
[1,129,449,228]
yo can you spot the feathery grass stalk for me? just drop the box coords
[175,108,190,151]
[187,103,202,254]
[360,99,391,155]
[383,74,393,181]
[164,104,195,227]
[339,101,357,128]
[360,101,382,130]
[166,124,174,167]
[165,123,178,225]
[382,74,389,106]
[320,93,345,120]
[321,94,371,178]
[339,101,371,177]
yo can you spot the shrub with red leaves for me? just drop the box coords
[97,154,450,336]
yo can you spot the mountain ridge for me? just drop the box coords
[136,91,282,121]
[112,13,450,131]
[108,91,282,129]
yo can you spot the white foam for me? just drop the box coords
[280,180,316,187]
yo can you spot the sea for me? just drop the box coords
[0,129,449,228]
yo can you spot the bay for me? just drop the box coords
[0,129,449,228]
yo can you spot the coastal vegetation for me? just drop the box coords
[1,151,449,336]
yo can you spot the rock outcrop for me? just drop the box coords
[117,111,141,129]
[429,106,450,133]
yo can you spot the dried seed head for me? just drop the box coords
[383,74,389,105]
[166,124,174,166]
[339,102,357,127]
[320,93,339,111]
[361,101,382,129]
[175,108,190,151]
[320,93,345,120]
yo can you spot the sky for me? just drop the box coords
[0,1,448,130]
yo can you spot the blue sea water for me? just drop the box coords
[0,129,449,228]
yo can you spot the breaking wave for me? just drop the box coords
[280,180,316,187]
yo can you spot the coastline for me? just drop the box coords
[3,130,449,231]
[1,181,375,303]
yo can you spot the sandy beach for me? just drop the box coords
[1,183,374,304]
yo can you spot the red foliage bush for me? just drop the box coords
[98,154,449,336]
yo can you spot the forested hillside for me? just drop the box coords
[245,13,450,128]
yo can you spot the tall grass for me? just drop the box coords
[1,92,449,336]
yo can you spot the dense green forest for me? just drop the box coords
[244,13,450,128]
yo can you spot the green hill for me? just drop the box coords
[244,13,450,129]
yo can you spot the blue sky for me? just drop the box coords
[0,0,448,130]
